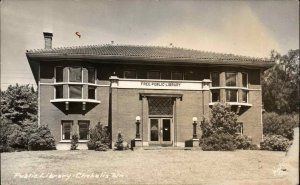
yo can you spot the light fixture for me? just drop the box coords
[192,117,197,122]
[136,116,141,122]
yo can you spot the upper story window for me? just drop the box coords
[225,72,237,86]
[226,89,238,102]
[55,67,63,82]
[88,68,95,83]
[88,86,96,99]
[242,90,248,103]
[171,72,184,80]
[211,90,220,102]
[242,73,248,88]
[147,71,161,79]
[69,67,82,82]
[211,72,220,87]
[55,85,63,99]
[124,70,137,79]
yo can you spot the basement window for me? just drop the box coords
[62,121,72,140]
[78,121,89,140]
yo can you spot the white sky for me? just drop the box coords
[1,0,299,90]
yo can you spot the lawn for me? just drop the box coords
[0,149,294,185]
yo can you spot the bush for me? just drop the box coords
[28,125,56,150]
[200,133,237,151]
[263,112,298,140]
[235,135,252,150]
[87,122,110,151]
[70,133,79,150]
[260,135,291,151]
[114,132,129,150]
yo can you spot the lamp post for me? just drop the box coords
[135,116,141,139]
[192,117,198,139]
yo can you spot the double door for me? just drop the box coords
[149,118,173,146]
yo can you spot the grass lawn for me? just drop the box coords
[1,149,293,185]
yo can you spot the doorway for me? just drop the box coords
[149,118,173,146]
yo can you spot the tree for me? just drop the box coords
[1,84,37,125]
[262,49,299,114]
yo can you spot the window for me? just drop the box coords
[211,72,220,87]
[124,70,137,79]
[226,89,237,102]
[88,68,95,83]
[55,85,63,99]
[88,86,96,99]
[211,90,220,102]
[242,90,248,103]
[69,67,82,82]
[78,121,89,140]
[147,71,161,79]
[242,73,248,88]
[225,72,236,86]
[55,67,63,82]
[62,121,72,140]
[69,85,82,98]
[171,72,184,80]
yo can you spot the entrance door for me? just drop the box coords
[149,118,172,146]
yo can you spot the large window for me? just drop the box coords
[78,121,89,140]
[211,90,220,102]
[226,89,237,102]
[55,67,63,82]
[171,72,184,80]
[69,85,82,98]
[242,73,248,88]
[62,121,72,140]
[211,72,220,87]
[147,71,161,79]
[69,67,82,82]
[88,86,96,99]
[55,85,63,99]
[124,70,137,79]
[88,68,95,83]
[225,72,237,86]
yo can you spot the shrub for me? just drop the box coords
[87,122,110,151]
[200,133,237,151]
[263,112,298,140]
[28,125,56,150]
[260,135,291,151]
[114,132,129,150]
[70,133,79,150]
[235,135,252,150]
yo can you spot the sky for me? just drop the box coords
[1,0,299,90]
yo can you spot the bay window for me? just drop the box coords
[211,90,220,102]
[88,86,96,99]
[55,67,63,82]
[242,73,248,88]
[55,85,63,99]
[88,68,95,83]
[242,90,248,103]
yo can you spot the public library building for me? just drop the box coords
[26,33,274,149]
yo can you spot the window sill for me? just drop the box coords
[50,99,101,103]
[209,102,252,106]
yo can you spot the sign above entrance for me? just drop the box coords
[109,76,211,91]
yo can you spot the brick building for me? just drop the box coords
[26,32,274,149]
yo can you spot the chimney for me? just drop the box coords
[43,32,53,49]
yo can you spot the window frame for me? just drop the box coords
[171,71,184,80]
[242,72,248,88]
[210,71,220,87]
[78,120,90,140]
[211,89,220,103]
[147,71,161,79]
[68,85,83,99]
[61,120,73,140]
[87,67,96,84]
[68,66,83,83]
[123,70,137,79]
[225,89,238,102]
[225,72,237,87]
[54,66,64,83]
